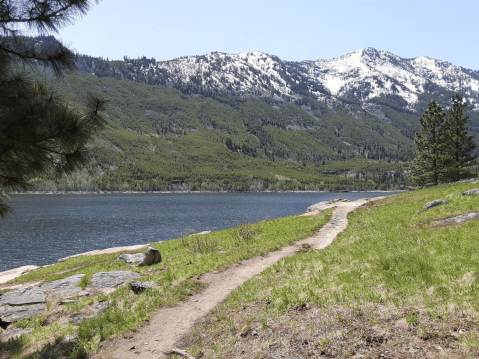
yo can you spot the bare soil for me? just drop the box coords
[93,200,367,359]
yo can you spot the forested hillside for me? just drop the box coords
[29,70,410,191]
[24,36,479,192]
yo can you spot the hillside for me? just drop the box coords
[25,36,479,191]
[33,70,411,192]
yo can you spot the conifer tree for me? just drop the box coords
[0,0,105,218]
[410,100,446,186]
[442,94,477,182]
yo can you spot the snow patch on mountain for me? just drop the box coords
[129,47,479,111]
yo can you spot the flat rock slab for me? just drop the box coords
[0,327,33,342]
[117,253,146,265]
[89,271,141,290]
[462,188,479,196]
[0,303,46,323]
[40,274,86,298]
[436,212,479,225]
[0,286,45,306]
[423,199,449,209]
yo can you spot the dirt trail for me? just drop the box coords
[93,199,368,359]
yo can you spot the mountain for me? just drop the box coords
[77,46,479,118]
[24,37,479,191]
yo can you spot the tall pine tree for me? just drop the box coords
[442,94,477,182]
[0,0,106,218]
[411,100,446,186]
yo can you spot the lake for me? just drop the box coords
[0,192,397,272]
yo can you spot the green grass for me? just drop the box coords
[177,181,479,358]
[218,182,479,311]
[2,210,331,358]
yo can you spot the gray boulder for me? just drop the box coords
[89,271,140,290]
[0,286,45,306]
[0,303,46,323]
[423,199,449,209]
[116,246,161,266]
[139,247,162,266]
[462,188,479,196]
[117,253,146,265]
[436,212,479,225]
[40,274,85,298]
[129,280,154,294]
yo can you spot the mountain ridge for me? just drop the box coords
[75,44,479,115]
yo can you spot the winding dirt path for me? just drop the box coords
[93,199,370,359]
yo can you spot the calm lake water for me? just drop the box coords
[0,192,397,272]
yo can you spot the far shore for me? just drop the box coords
[9,189,407,195]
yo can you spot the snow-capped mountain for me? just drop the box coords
[102,47,479,112]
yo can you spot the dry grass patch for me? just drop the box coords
[175,301,479,358]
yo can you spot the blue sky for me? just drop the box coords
[53,0,478,69]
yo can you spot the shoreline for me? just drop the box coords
[0,195,398,289]
[9,189,407,195]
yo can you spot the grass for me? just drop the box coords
[0,210,330,358]
[172,181,479,358]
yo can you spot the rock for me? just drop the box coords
[252,330,259,336]
[94,303,107,313]
[0,303,46,323]
[70,314,96,324]
[89,271,140,290]
[61,333,78,344]
[40,274,85,298]
[307,201,329,212]
[59,300,79,305]
[116,246,161,266]
[139,247,161,266]
[462,188,479,196]
[436,212,479,225]
[0,326,33,342]
[117,253,146,265]
[0,286,45,306]
[129,280,154,294]
[423,199,448,209]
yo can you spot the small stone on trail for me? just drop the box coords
[252,330,259,336]
[423,199,448,209]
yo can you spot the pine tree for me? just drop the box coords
[0,0,105,218]
[410,100,446,186]
[442,94,477,182]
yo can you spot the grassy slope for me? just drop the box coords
[0,211,330,358]
[176,182,479,358]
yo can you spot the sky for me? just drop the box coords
[45,0,479,69]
